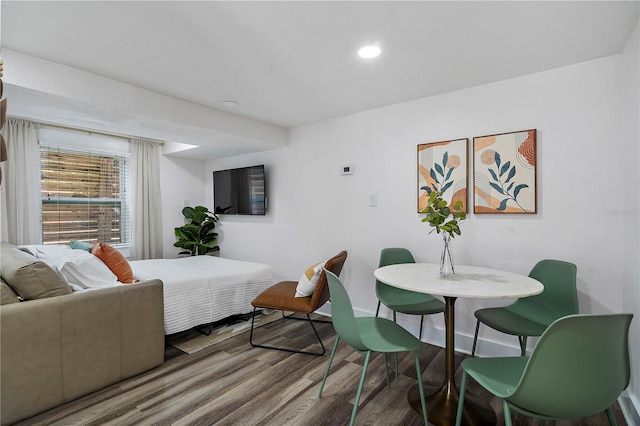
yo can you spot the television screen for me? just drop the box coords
[213,165,266,215]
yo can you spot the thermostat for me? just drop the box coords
[341,164,354,175]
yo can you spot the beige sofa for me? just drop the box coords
[0,243,165,425]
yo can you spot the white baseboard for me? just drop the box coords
[316,304,640,424]
[619,391,640,426]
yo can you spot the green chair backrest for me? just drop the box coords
[508,313,633,418]
[375,248,416,299]
[325,270,367,352]
[508,259,578,324]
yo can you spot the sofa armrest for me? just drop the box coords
[120,279,165,377]
[1,279,164,425]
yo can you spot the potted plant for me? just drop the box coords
[174,205,220,256]
[421,190,466,277]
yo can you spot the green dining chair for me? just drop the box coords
[471,259,578,357]
[456,313,633,426]
[376,248,445,339]
[319,270,429,426]
[376,248,445,378]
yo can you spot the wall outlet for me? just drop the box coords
[369,193,378,207]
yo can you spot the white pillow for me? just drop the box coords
[19,244,71,259]
[53,250,118,290]
[295,261,325,298]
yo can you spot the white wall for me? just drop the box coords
[204,54,638,414]
[208,53,627,332]
[159,154,209,258]
[622,18,640,425]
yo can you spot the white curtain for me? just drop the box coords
[0,118,40,244]
[131,138,163,259]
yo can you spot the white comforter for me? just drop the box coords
[130,256,276,335]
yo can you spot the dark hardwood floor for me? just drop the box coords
[16,314,626,426]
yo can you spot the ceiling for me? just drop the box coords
[2,1,639,158]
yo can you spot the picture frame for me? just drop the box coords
[473,129,537,214]
[417,138,468,212]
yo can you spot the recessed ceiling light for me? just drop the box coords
[219,100,239,108]
[358,45,381,59]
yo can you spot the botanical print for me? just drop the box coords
[417,138,468,212]
[473,129,536,213]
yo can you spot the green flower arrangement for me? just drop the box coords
[421,190,466,238]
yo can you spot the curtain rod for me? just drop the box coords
[8,115,165,146]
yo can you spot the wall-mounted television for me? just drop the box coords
[213,165,266,215]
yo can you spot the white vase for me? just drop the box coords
[440,233,455,277]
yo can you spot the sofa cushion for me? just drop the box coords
[0,278,20,304]
[91,243,134,283]
[1,247,72,300]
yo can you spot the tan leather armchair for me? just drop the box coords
[250,250,347,355]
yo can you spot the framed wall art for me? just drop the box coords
[473,129,537,214]
[417,138,468,212]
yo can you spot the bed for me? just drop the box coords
[130,256,276,335]
[17,245,276,336]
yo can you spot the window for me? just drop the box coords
[40,145,131,246]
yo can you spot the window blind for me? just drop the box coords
[40,145,131,246]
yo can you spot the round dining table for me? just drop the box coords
[374,263,543,426]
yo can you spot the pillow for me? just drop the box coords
[91,243,134,283]
[54,250,118,290]
[0,247,72,300]
[70,239,94,252]
[0,278,21,304]
[18,244,71,259]
[295,261,325,298]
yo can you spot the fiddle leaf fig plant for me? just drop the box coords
[421,190,466,238]
[174,205,220,256]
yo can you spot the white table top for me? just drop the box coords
[374,263,543,299]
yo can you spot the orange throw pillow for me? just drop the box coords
[91,243,134,283]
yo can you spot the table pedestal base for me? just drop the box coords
[408,382,496,426]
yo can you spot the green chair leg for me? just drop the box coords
[319,337,340,397]
[503,400,513,426]
[392,311,399,380]
[455,372,468,426]
[394,353,399,380]
[606,406,618,426]
[413,350,428,426]
[383,353,390,387]
[349,351,372,426]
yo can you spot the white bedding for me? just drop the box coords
[130,256,276,335]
